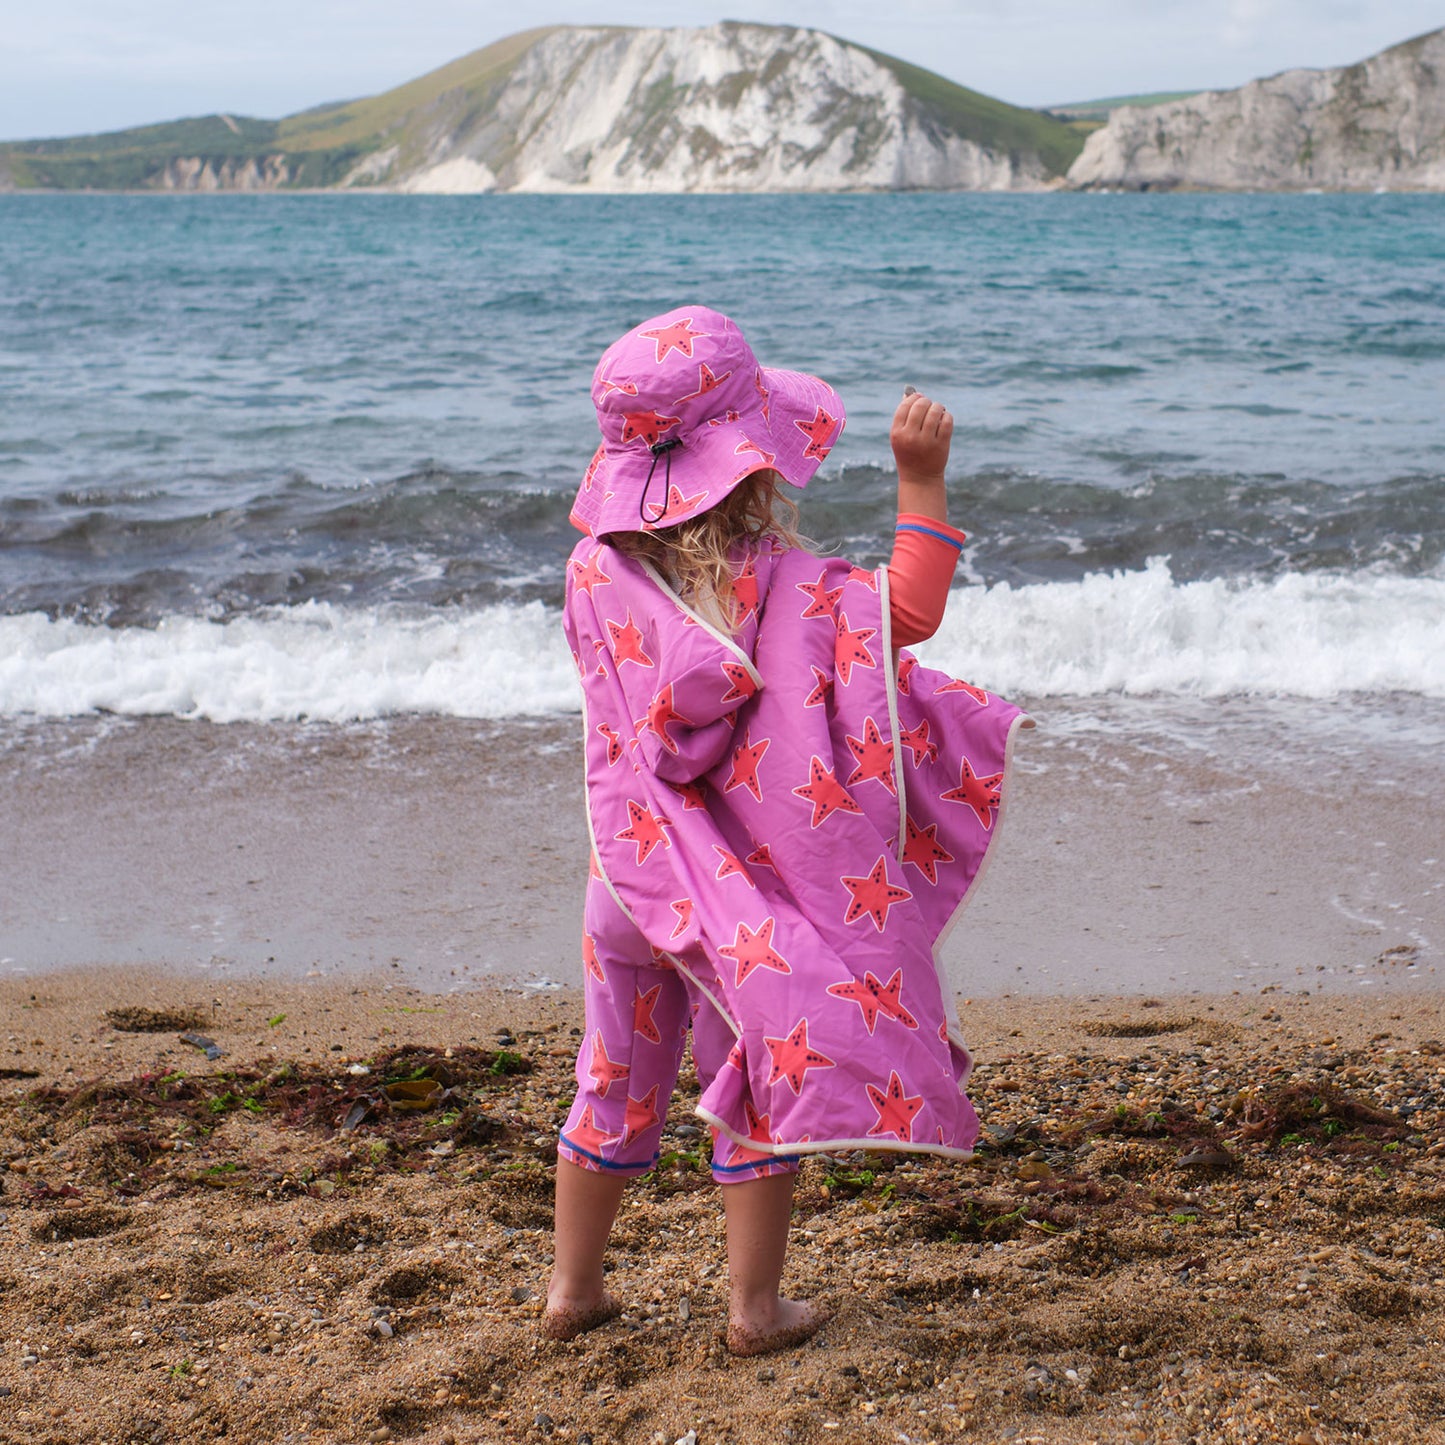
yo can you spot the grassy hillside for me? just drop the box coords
[1047,91,1205,122]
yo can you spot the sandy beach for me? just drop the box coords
[2,969,1442,1445]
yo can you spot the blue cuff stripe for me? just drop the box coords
[896,522,965,551]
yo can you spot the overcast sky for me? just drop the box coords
[4,1,1443,142]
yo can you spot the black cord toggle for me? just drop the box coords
[639,438,683,524]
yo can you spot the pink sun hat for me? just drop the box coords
[570,305,846,537]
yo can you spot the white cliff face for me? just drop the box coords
[1069,28,1445,191]
[160,155,290,191]
[385,24,1053,194]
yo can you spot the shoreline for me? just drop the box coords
[1,968,1441,1443]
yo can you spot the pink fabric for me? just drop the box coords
[888,513,968,647]
[564,533,1026,1163]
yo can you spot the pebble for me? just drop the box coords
[372,1319,394,1339]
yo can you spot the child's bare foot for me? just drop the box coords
[726,1297,830,1357]
[542,1288,622,1341]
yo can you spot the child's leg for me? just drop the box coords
[545,1159,627,1339]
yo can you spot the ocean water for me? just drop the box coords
[1,192,1443,724]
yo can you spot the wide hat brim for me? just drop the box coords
[570,364,846,537]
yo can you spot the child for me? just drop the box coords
[547,306,1027,1355]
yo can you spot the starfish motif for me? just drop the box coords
[677,360,733,401]
[763,1018,836,1096]
[724,729,770,802]
[581,932,606,984]
[640,683,690,755]
[754,368,771,425]
[668,898,694,941]
[640,316,708,362]
[595,721,624,767]
[840,855,913,932]
[607,612,654,669]
[719,660,758,704]
[622,1085,663,1148]
[718,917,791,988]
[713,846,756,888]
[731,558,761,625]
[940,757,1003,829]
[848,567,879,591]
[792,756,863,829]
[796,571,844,621]
[620,409,680,449]
[826,968,919,1035]
[615,799,671,865]
[596,376,639,398]
[571,550,612,596]
[902,815,955,885]
[802,664,833,710]
[746,843,777,871]
[581,444,605,495]
[645,482,708,527]
[794,405,841,461]
[896,656,918,695]
[845,716,896,795]
[706,408,742,428]
[565,1104,618,1156]
[728,1099,777,1164]
[725,1039,746,1071]
[898,719,937,767]
[667,779,708,811]
[632,984,664,1045]
[734,436,776,466]
[834,611,877,686]
[935,678,991,705]
[866,1071,925,1142]
[587,1032,630,1098]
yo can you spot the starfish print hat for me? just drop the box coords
[570,305,846,537]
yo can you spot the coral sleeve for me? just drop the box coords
[887,513,968,647]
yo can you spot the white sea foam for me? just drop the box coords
[1,563,1442,721]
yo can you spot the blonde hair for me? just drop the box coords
[611,468,803,633]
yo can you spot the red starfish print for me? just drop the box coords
[826,968,919,1035]
[866,1071,925,1142]
[571,550,612,596]
[734,436,776,466]
[622,1085,662,1148]
[596,377,639,397]
[646,482,708,527]
[792,756,863,829]
[794,405,840,462]
[840,855,914,932]
[707,408,743,428]
[902,815,955,885]
[633,984,663,1044]
[668,897,694,941]
[713,846,756,888]
[935,678,990,705]
[607,612,654,669]
[796,571,844,621]
[896,655,918,695]
[724,729,770,802]
[725,1039,746,1071]
[677,361,733,401]
[587,1031,630,1098]
[898,719,937,767]
[581,932,605,984]
[582,443,605,492]
[641,316,708,362]
[834,612,877,686]
[732,558,760,624]
[718,917,791,988]
[729,1099,777,1163]
[803,664,833,710]
[764,1018,836,1096]
[940,757,1003,829]
[667,779,708,811]
[848,567,879,591]
[640,683,690,755]
[719,660,758,704]
[620,409,680,449]
[845,716,897,795]
[595,721,624,767]
[746,843,777,871]
[615,799,671,865]
[565,1104,618,1156]
[754,369,771,425]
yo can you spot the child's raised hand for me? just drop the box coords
[890,389,952,519]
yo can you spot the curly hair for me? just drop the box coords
[608,469,803,634]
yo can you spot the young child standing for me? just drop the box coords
[547,306,1027,1355]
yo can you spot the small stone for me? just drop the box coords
[678,1296,691,1322]
[535,1412,555,1435]
[367,1430,392,1443]
[373,1319,394,1339]
[510,1285,533,1303]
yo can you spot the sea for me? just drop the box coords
[1,192,1442,991]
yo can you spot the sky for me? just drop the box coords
[3,0,1443,142]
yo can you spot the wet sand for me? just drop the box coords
[1,970,1442,1445]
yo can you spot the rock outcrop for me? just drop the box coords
[1068,27,1445,191]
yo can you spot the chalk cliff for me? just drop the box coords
[1068,27,1445,191]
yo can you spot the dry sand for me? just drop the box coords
[2,969,1443,1445]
